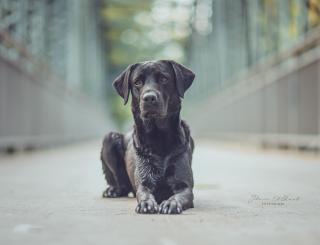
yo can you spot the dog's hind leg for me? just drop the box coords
[101,132,132,198]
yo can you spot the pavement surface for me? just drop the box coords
[0,140,320,245]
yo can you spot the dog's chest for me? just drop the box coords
[135,148,174,189]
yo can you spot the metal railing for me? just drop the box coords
[0,0,113,151]
[186,0,320,149]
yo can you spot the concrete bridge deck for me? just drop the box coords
[0,141,319,245]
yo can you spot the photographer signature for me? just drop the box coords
[248,194,300,206]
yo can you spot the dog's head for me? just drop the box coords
[113,60,195,119]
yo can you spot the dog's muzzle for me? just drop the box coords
[140,90,165,118]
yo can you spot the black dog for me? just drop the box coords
[101,60,195,214]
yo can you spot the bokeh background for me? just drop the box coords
[1,0,320,151]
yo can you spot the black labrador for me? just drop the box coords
[100,60,195,214]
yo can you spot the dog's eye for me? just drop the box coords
[134,80,143,87]
[159,76,168,84]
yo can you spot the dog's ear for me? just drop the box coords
[167,60,195,98]
[112,64,138,105]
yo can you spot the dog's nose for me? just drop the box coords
[142,91,158,104]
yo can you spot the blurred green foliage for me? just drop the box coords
[101,0,194,68]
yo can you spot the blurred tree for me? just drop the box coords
[306,0,320,28]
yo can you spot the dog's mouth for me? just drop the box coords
[140,98,168,119]
[140,109,167,119]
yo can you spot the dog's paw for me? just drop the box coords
[159,199,182,214]
[135,199,158,214]
[102,186,124,198]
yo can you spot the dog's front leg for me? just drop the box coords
[135,185,158,214]
[159,187,194,214]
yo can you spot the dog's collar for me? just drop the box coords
[132,124,190,159]
[133,139,189,161]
